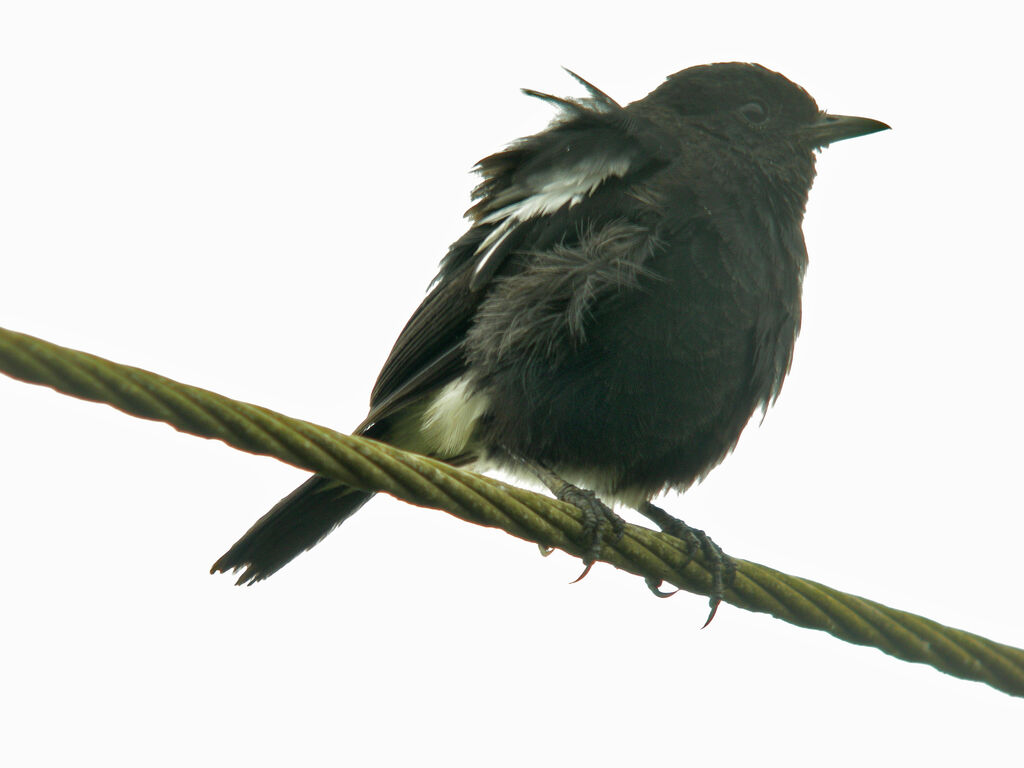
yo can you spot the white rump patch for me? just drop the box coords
[473,156,633,278]
[422,377,490,458]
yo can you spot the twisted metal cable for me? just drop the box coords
[1,325,1022,697]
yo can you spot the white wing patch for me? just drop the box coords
[422,376,491,458]
[472,156,633,279]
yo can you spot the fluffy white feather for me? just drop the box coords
[472,156,633,277]
[421,376,491,457]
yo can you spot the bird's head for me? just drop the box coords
[641,62,889,150]
[633,62,889,210]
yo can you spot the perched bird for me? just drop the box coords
[212,63,889,603]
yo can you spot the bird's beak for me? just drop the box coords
[805,112,890,148]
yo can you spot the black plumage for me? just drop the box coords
[212,63,888,585]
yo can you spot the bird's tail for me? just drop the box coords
[210,475,375,585]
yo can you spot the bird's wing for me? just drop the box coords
[361,72,675,434]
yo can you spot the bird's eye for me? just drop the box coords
[739,101,768,124]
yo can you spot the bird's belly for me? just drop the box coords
[475,311,770,501]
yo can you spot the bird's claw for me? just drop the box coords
[639,502,735,626]
[556,484,624,583]
[645,577,679,598]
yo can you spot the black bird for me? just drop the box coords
[212,63,889,600]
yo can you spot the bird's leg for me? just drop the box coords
[637,502,735,626]
[522,460,625,580]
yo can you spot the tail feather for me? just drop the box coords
[211,475,375,585]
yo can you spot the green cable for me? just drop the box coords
[1,325,1022,697]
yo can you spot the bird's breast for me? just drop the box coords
[467,214,804,497]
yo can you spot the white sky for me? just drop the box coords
[2,2,1022,765]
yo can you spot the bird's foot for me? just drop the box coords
[639,502,735,626]
[525,462,625,580]
[558,484,626,581]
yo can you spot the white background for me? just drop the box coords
[2,2,1022,765]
